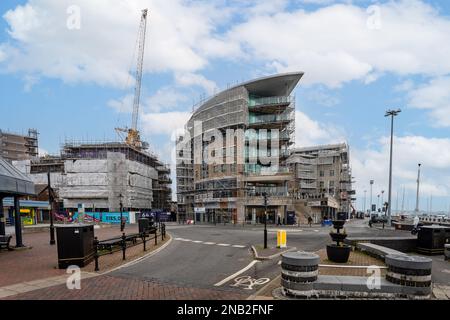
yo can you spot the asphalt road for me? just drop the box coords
[111,219,428,296]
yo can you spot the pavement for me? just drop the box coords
[1,219,449,300]
[0,224,141,287]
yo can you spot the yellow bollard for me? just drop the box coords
[277,230,287,248]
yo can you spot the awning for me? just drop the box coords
[0,156,35,196]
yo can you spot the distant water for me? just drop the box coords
[392,210,450,217]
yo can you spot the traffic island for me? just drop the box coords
[275,250,433,300]
[251,245,296,261]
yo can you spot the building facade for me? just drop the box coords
[14,142,172,213]
[176,73,302,224]
[287,143,354,222]
[0,129,38,162]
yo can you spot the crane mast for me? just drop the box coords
[132,9,148,131]
[116,9,148,150]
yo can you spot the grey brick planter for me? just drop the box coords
[385,254,433,296]
[281,251,319,297]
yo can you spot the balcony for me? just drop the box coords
[245,130,291,141]
[248,114,292,128]
[300,182,317,189]
[297,172,316,179]
[248,96,293,113]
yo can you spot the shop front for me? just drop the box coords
[2,199,50,226]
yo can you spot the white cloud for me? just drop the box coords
[0,0,233,87]
[0,46,6,62]
[174,73,218,95]
[295,111,346,147]
[408,77,450,127]
[107,94,134,113]
[352,135,450,210]
[23,74,39,92]
[145,87,188,112]
[226,0,450,87]
[304,86,340,107]
[141,111,190,136]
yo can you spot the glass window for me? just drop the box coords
[330,170,335,176]
[319,170,324,177]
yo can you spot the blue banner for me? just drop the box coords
[72,212,130,224]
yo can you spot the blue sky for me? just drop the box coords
[1,0,450,212]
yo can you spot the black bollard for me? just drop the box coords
[94,237,99,272]
[121,233,126,261]
[142,233,146,252]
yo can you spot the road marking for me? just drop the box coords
[314,230,319,232]
[230,276,270,290]
[174,238,246,249]
[214,260,260,287]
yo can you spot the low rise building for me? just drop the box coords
[14,141,172,214]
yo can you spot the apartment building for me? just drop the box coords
[0,129,38,162]
[287,143,354,222]
[176,72,301,224]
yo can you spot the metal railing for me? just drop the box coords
[249,96,292,107]
[93,223,166,272]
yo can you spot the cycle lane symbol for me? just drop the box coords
[230,276,270,290]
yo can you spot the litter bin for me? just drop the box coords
[417,225,450,255]
[138,218,150,234]
[56,224,95,269]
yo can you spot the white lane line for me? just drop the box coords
[314,230,319,232]
[192,240,204,244]
[217,243,231,247]
[231,245,246,248]
[214,260,260,287]
[204,242,216,245]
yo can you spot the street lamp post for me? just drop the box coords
[381,190,385,212]
[363,190,367,215]
[385,109,401,226]
[370,180,374,214]
[415,164,421,214]
[377,194,380,212]
[47,170,55,245]
[119,193,124,232]
[263,192,268,249]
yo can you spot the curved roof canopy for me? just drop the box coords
[0,157,35,196]
[242,72,304,97]
[193,72,304,116]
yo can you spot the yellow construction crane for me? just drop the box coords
[115,9,148,150]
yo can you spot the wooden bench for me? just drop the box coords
[0,235,13,251]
